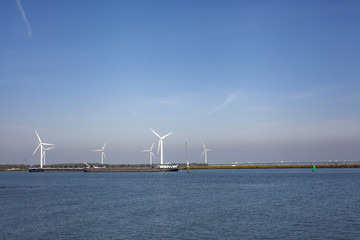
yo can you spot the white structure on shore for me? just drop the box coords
[149,128,172,165]
[141,142,156,165]
[32,130,54,168]
[201,142,211,164]
[43,146,55,165]
[93,142,107,165]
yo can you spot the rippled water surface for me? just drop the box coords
[1,168,360,239]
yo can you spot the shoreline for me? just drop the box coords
[1,164,360,171]
[180,164,360,170]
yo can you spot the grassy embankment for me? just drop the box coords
[0,168,28,171]
[180,165,360,170]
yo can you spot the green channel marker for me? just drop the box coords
[312,165,317,172]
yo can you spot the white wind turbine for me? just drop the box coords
[149,128,173,165]
[201,142,211,164]
[32,130,54,168]
[141,142,156,165]
[93,142,107,165]
[43,146,55,166]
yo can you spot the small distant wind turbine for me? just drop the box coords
[43,146,55,166]
[93,142,107,165]
[149,128,173,165]
[201,142,211,164]
[141,142,156,165]
[32,130,54,168]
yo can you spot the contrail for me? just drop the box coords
[209,93,237,114]
[16,0,32,39]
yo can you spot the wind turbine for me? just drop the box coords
[201,142,211,164]
[141,142,156,165]
[149,128,172,165]
[43,146,55,166]
[93,142,107,165]
[32,130,54,168]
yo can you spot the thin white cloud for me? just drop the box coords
[16,0,32,39]
[209,93,237,114]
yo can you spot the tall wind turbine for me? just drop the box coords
[141,142,156,165]
[93,142,107,165]
[201,142,211,164]
[43,146,55,166]
[32,130,54,168]
[149,128,172,165]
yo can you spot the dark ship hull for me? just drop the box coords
[84,165,179,172]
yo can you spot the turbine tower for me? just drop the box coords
[149,128,172,165]
[93,142,107,165]
[201,142,211,164]
[32,130,54,168]
[141,142,156,165]
[43,146,55,166]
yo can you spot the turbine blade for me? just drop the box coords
[32,144,40,156]
[44,147,55,151]
[150,142,154,151]
[141,150,150,152]
[103,152,107,159]
[93,149,102,152]
[102,142,107,150]
[201,151,205,158]
[202,142,206,149]
[162,132,173,139]
[149,128,161,138]
[42,143,54,146]
[35,130,42,143]
[151,152,156,158]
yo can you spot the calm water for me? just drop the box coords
[1,169,360,239]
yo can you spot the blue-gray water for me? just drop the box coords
[1,169,360,239]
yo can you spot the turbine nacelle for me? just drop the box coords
[149,128,172,140]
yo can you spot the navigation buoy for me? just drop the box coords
[312,165,317,172]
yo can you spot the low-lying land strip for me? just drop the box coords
[1,164,360,171]
[180,164,360,170]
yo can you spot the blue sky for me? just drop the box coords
[1,0,360,165]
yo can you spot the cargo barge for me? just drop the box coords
[28,168,84,172]
[84,164,179,172]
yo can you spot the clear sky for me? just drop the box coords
[1,0,360,165]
